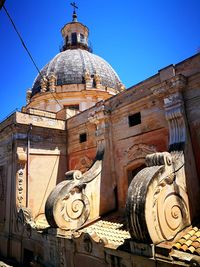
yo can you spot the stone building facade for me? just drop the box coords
[0,7,200,267]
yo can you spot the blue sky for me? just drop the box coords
[0,0,200,121]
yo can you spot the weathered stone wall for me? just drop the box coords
[0,112,67,259]
[66,53,200,213]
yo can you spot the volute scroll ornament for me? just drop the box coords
[45,146,104,230]
[126,151,190,244]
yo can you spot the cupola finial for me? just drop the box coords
[70,2,78,22]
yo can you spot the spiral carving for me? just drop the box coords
[61,190,90,226]
[126,151,190,244]
[45,182,90,230]
[152,184,189,241]
[45,145,104,230]
[65,170,82,180]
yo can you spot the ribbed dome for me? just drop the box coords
[32,49,122,96]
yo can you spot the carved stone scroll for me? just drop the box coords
[126,151,190,244]
[45,146,104,230]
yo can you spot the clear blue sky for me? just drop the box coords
[0,0,200,121]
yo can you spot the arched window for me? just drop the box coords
[80,33,85,43]
[65,35,69,45]
[71,32,77,45]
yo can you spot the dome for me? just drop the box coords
[31,49,122,96]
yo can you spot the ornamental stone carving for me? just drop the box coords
[45,146,104,230]
[40,76,48,93]
[16,207,36,234]
[126,151,190,244]
[26,89,32,104]
[164,92,186,151]
[74,156,93,173]
[16,151,27,208]
[151,74,187,98]
[48,73,57,92]
[117,82,126,92]
[84,70,92,89]
[94,73,102,89]
[125,143,157,162]
[88,101,110,138]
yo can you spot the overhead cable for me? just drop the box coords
[2,5,67,113]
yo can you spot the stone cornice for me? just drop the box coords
[151,74,187,98]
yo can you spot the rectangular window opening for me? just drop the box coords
[66,105,79,111]
[80,133,87,143]
[80,33,85,43]
[128,112,141,127]
[64,105,79,118]
[71,32,77,45]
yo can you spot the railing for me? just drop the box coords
[59,40,93,53]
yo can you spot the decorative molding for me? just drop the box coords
[45,146,104,230]
[74,156,93,173]
[88,101,110,137]
[94,73,102,89]
[151,74,187,98]
[16,207,36,234]
[125,143,157,162]
[117,82,126,92]
[16,151,27,207]
[17,168,24,207]
[26,89,32,104]
[48,73,57,92]
[126,151,190,244]
[71,232,106,259]
[40,76,48,93]
[164,92,186,151]
[84,70,92,89]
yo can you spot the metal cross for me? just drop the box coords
[70,2,78,12]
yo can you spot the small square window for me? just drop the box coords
[80,133,87,143]
[128,112,141,127]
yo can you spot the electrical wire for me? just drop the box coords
[2,5,69,114]
[3,5,43,78]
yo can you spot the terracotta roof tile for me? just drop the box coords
[195,231,200,238]
[187,246,196,254]
[191,241,200,249]
[180,244,188,252]
[82,220,130,248]
[173,227,200,255]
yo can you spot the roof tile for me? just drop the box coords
[173,227,200,255]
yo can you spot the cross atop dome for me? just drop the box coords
[70,2,78,22]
